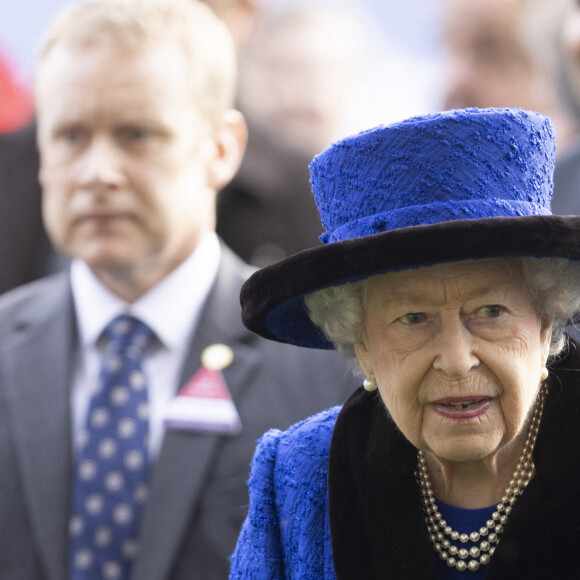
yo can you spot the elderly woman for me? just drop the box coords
[229,108,580,579]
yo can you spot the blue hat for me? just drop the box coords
[240,107,580,349]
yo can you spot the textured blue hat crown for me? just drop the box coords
[240,107,580,350]
[310,108,556,244]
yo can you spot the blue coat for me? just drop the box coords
[229,407,340,579]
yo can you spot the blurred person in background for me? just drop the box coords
[198,0,262,46]
[0,1,356,579]
[441,0,578,152]
[552,0,580,215]
[203,0,324,266]
[0,121,62,294]
[560,0,580,120]
[236,3,365,158]
[0,48,62,294]
[214,0,388,266]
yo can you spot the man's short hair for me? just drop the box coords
[35,0,237,121]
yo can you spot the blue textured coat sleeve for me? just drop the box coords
[229,428,286,579]
[229,407,340,580]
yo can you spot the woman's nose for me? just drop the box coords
[431,316,480,377]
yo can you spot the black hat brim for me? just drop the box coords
[240,215,580,349]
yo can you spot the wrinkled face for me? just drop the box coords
[355,259,552,465]
[442,0,535,110]
[36,42,219,286]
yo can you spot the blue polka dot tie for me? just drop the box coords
[70,315,155,580]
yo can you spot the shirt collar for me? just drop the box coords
[71,232,221,351]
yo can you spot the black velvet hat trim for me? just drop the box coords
[240,215,580,348]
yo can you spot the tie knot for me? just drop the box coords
[104,315,155,357]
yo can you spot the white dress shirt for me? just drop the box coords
[70,233,221,460]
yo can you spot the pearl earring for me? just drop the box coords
[363,375,377,392]
[540,366,548,382]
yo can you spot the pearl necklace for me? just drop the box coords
[415,385,547,573]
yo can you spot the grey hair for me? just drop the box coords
[304,257,580,367]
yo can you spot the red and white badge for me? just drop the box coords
[164,344,242,434]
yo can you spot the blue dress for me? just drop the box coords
[434,502,495,580]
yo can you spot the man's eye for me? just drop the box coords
[119,127,152,141]
[478,305,503,318]
[399,312,426,325]
[59,128,85,143]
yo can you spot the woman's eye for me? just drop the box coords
[478,305,503,318]
[399,312,426,325]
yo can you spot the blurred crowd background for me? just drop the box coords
[0,0,447,292]
[3,0,580,289]
[0,0,444,135]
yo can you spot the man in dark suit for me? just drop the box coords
[0,1,356,578]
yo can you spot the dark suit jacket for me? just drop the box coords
[0,244,357,579]
[0,122,64,294]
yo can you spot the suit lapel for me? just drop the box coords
[132,246,261,580]
[2,275,75,580]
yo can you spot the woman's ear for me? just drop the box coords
[354,339,372,379]
[539,314,554,366]
[207,109,248,190]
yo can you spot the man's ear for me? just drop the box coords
[207,109,248,190]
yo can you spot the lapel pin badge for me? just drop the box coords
[164,344,242,435]
[201,344,234,371]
